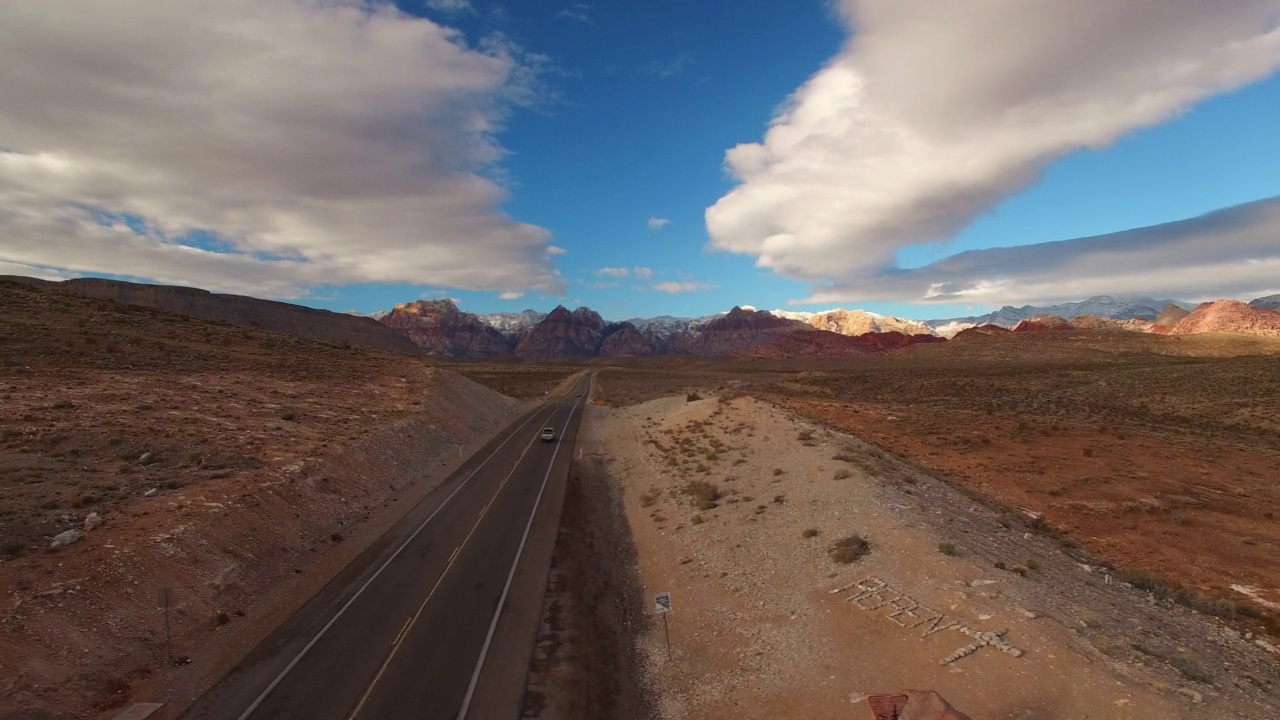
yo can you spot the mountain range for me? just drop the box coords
[6,276,1279,359]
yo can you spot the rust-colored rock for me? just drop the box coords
[515,306,607,359]
[1011,315,1072,332]
[1168,300,1280,336]
[667,307,808,356]
[599,322,658,356]
[381,299,512,358]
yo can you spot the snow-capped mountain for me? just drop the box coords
[625,313,723,340]
[926,296,1193,336]
[477,309,547,334]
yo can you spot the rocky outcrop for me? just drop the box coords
[666,307,809,355]
[856,331,948,351]
[805,309,935,337]
[2,276,422,355]
[1069,314,1151,332]
[1147,304,1192,334]
[515,306,607,359]
[381,300,512,358]
[599,322,658,356]
[952,324,1011,341]
[736,330,876,359]
[1011,315,1072,332]
[1167,300,1280,336]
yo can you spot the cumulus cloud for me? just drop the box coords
[707,0,1280,300]
[633,266,654,279]
[654,280,713,293]
[0,0,563,299]
[802,196,1280,306]
[498,290,524,300]
[556,3,590,22]
[647,217,670,230]
[546,245,569,255]
[597,267,631,277]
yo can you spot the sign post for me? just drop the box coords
[158,588,173,664]
[655,591,672,660]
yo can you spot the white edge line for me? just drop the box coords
[233,406,549,720]
[457,378,586,719]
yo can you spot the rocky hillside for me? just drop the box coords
[515,306,608,359]
[666,306,810,355]
[381,299,511,358]
[2,276,422,355]
[1149,304,1192,333]
[929,295,1191,335]
[1167,300,1280,336]
[1250,294,1280,311]
[801,308,934,336]
[599,321,658,356]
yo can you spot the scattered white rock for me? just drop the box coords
[144,488,159,497]
[50,529,82,549]
[83,512,103,531]
[1175,688,1203,703]
[138,451,155,465]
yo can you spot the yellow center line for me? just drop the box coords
[345,416,556,720]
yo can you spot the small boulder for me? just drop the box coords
[144,488,159,497]
[138,451,155,465]
[50,529,82,549]
[83,512,104,531]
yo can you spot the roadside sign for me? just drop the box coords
[655,591,672,614]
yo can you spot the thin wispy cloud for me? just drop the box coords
[655,280,713,294]
[597,266,630,277]
[642,52,693,79]
[633,266,654,279]
[647,217,670,230]
[556,3,589,22]
[498,290,524,300]
[424,0,474,15]
[707,0,1280,304]
[0,1,564,299]
[546,245,568,255]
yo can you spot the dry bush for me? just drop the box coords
[680,480,722,510]
[829,534,871,564]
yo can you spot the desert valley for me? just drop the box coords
[2,276,1279,719]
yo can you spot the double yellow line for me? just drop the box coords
[345,422,548,720]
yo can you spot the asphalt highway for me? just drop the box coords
[185,375,591,720]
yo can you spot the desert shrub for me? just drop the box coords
[1025,558,1041,570]
[833,468,852,480]
[680,480,722,510]
[686,392,701,402]
[938,541,958,556]
[832,453,857,463]
[829,534,871,564]
[772,468,784,477]
[280,410,297,421]
[797,430,814,442]
[691,514,705,525]
[802,528,819,538]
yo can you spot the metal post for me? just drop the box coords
[663,613,671,661]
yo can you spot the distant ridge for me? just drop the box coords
[0,276,422,355]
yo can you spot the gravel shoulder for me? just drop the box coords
[590,392,1280,719]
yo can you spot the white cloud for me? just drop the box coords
[546,245,569,255]
[0,1,564,299]
[647,217,670,230]
[498,290,524,300]
[556,3,590,22]
[633,266,654,279]
[802,196,1280,306]
[707,0,1280,297]
[597,266,630,277]
[424,0,474,15]
[654,280,713,293]
[642,53,693,79]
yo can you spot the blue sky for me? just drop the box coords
[3,1,1280,321]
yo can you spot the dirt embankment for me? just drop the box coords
[0,282,525,718]
[2,370,518,719]
[523,453,655,720]
[587,392,1280,720]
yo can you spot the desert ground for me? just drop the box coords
[6,281,1280,720]
[0,282,582,718]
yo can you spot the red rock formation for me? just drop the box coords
[514,306,607,358]
[666,307,809,355]
[735,330,876,359]
[1167,300,1280,336]
[381,299,512,357]
[855,331,947,351]
[952,324,1011,341]
[599,322,657,356]
[1011,315,1072,332]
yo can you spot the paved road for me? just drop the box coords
[185,375,591,720]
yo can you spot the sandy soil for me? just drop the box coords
[583,393,1280,719]
[0,284,523,718]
